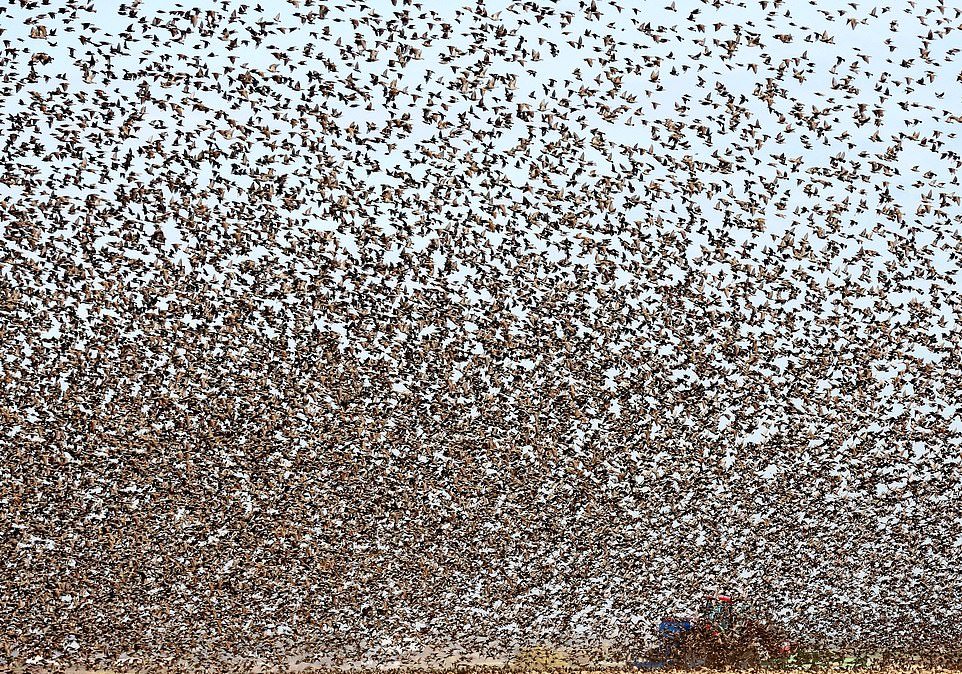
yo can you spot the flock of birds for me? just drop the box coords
[3,0,962,670]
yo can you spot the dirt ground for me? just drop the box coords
[37,662,962,674]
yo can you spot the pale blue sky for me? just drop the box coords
[5,0,962,662]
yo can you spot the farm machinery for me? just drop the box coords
[629,594,796,669]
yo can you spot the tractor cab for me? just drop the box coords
[701,595,735,632]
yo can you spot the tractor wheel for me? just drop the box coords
[735,644,762,669]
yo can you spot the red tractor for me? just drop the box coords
[630,595,796,669]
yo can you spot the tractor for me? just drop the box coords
[629,595,795,669]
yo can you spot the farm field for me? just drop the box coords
[27,650,962,674]
[35,663,962,674]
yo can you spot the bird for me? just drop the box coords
[0,0,961,670]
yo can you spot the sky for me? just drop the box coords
[3,0,962,668]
